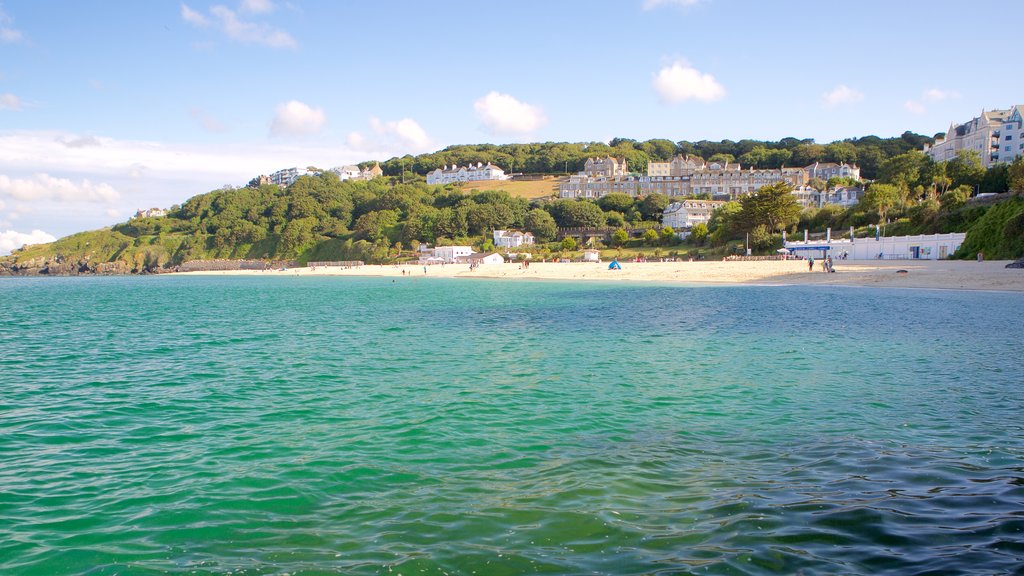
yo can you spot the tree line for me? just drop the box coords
[375,133,935,181]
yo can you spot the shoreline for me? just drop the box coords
[173,259,1024,292]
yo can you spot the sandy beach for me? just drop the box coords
[177,259,1024,292]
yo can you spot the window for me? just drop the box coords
[1007,135,1013,140]
[1007,146,1012,152]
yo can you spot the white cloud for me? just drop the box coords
[348,117,434,156]
[822,85,864,107]
[210,5,296,49]
[190,108,227,133]
[652,60,725,104]
[0,7,23,43]
[0,229,56,255]
[0,93,21,111]
[105,208,120,218]
[270,100,325,137]
[924,88,960,101]
[473,91,547,135]
[0,173,120,203]
[240,0,275,14]
[346,132,365,148]
[643,0,702,9]
[904,100,926,115]
[58,135,102,148]
[180,3,210,27]
[369,117,432,151]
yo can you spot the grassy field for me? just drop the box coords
[455,177,562,199]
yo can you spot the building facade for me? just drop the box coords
[493,230,535,248]
[805,162,861,181]
[924,105,1024,168]
[661,200,725,230]
[559,155,808,200]
[426,162,508,185]
[784,232,965,260]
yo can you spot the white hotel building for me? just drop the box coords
[426,162,508,185]
[924,105,1024,168]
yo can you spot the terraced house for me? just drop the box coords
[559,155,808,200]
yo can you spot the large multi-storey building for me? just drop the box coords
[804,161,860,181]
[426,162,508,185]
[924,105,1024,168]
[583,156,629,178]
[560,155,807,200]
[661,199,725,230]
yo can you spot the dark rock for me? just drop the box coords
[1006,259,1024,269]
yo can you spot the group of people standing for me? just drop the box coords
[807,256,836,273]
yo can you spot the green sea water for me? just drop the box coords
[1,276,1022,575]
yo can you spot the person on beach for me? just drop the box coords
[808,257,814,272]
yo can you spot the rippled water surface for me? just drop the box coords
[1,276,1022,575]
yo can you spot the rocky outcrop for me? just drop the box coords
[1006,259,1024,269]
[0,257,298,275]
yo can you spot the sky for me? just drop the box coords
[0,0,1021,251]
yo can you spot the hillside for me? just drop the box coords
[3,136,1022,274]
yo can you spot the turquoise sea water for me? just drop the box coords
[1,276,1022,575]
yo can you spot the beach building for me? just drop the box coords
[924,105,1024,168]
[661,200,725,230]
[493,230,535,248]
[418,245,474,264]
[467,252,505,265]
[784,230,965,260]
[582,249,601,262]
[426,162,508,185]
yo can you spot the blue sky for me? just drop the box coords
[0,0,1020,249]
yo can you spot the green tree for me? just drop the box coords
[1009,156,1024,195]
[642,228,660,246]
[547,199,606,228]
[639,193,670,221]
[749,224,773,251]
[560,236,577,251]
[597,192,635,213]
[862,183,901,223]
[524,208,558,242]
[660,226,677,246]
[690,222,709,245]
[737,182,801,233]
[354,209,400,242]
[824,142,858,164]
[611,228,629,247]
[946,149,985,190]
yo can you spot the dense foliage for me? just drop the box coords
[378,133,936,181]
[5,140,1024,272]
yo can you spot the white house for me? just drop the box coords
[661,200,725,230]
[133,207,166,219]
[467,252,505,265]
[269,167,308,188]
[582,249,601,262]
[493,230,535,248]
[418,245,474,264]
[426,162,508,185]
